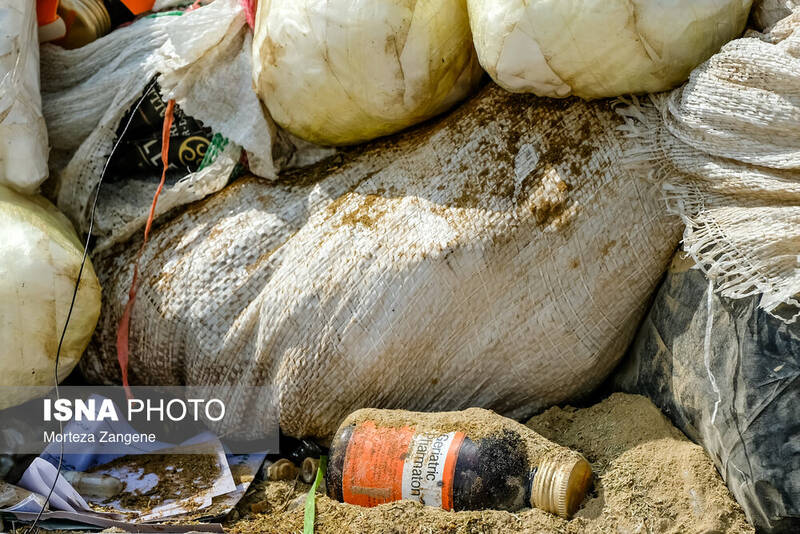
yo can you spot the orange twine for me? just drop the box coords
[116,99,175,397]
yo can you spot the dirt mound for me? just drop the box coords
[228,393,753,533]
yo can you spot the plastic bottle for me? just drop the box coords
[326,408,592,518]
[62,471,124,499]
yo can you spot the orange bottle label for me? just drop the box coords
[120,0,156,15]
[36,0,60,26]
[341,421,465,510]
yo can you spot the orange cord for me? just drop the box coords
[116,99,175,397]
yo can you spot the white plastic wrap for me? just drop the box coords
[0,185,101,411]
[40,0,332,252]
[467,0,753,99]
[0,0,49,193]
[253,0,484,146]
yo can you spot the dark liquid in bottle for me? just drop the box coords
[326,409,592,517]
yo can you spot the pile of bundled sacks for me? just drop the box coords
[1,0,797,530]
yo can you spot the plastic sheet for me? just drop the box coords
[0,0,49,193]
[614,254,800,533]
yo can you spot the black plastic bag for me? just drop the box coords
[613,254,800,533]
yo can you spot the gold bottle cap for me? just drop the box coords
[301,457,320,484]
[84,0,111,35]
[531,453,593,518]
[267,458,298,481]
[58,0,110,49]
[58,0,95,49]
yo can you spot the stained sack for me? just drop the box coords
[613,254,800,533]
[80,85,681,440]
[620,8,800,323]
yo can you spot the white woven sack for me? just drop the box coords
[0,0,49,193]
[621,8,800,323]
[81,86,681,439]
[39,0,327,252]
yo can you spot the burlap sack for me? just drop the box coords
[81,85,681,439]
[621,8,800,324]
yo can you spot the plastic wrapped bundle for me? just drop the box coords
[0,186,102,410]
[252,0,484,146]
[0,0,49,193]
[467,0,752,99]
[39,0,329,252]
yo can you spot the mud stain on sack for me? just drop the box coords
[339,194,388,229]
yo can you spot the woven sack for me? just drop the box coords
[81,85,681,439]
[621,8,800,323]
